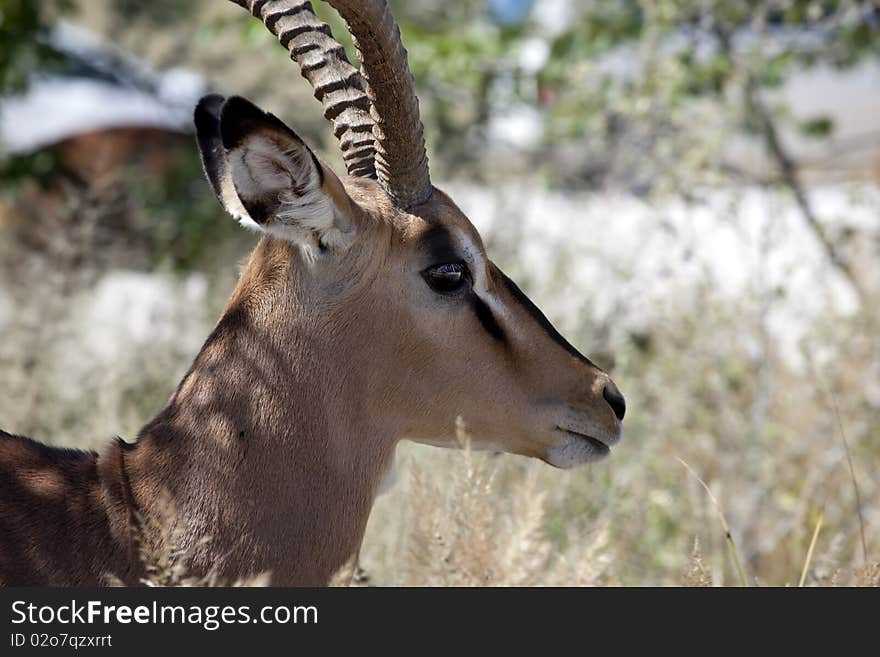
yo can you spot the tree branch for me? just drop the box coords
[711,15,864,303]
[745,79,865,304]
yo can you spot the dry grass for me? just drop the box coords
[390,449,612,586]
[105,493,270,588]
[683,538,712,587]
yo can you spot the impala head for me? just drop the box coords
[197,0,625,468]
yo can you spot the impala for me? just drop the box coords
[0,0,626,586]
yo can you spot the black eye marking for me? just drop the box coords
[417,225,506,343]
[419,225,471,295]
[495,266,597,367]
[471,294,506,344]
[419,225,461,264]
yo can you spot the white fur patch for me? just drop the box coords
[377,450,398,496]
[453,230,512,324]
[455,232,488,292]
[546,437,610,469]
[230,208,263,233]
[216,164,260,232]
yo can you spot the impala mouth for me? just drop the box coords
[555,426,614,455]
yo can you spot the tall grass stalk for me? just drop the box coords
[677,457,750,587]
[798,508,824,587]
[829,390,868,564]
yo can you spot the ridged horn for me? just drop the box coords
[229,0,376,178]
[323,0,433,208]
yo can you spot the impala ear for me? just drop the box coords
[194,94,355,251]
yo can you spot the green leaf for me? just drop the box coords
[799,116,834,138]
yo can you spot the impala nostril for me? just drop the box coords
[603,383,626,421]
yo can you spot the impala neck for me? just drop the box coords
[115,238,396,585]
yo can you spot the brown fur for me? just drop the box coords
[0,433,141,585]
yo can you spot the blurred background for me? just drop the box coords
[1,0,878,585]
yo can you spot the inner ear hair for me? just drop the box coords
[217,96,351,250]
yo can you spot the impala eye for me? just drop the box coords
[423,262,469,294]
